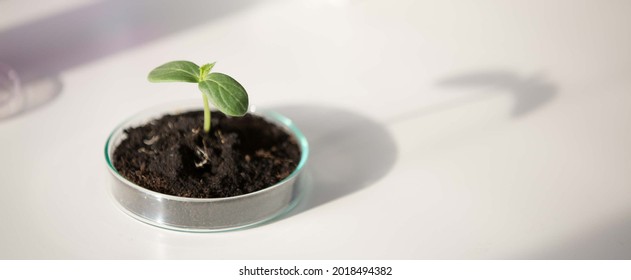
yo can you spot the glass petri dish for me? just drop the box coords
[104,100,309,232]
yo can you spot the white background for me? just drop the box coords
[1,0,630,259]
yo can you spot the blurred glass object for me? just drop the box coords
[0,63,23,119]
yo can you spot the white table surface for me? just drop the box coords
[1,0,630,259]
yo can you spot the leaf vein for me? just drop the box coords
[208,77,246,110]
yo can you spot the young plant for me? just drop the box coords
[148,61,249,133]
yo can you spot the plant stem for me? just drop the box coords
[202,94,211,133]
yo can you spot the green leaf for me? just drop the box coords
[198,72,249,116]
[199,62,216,80]
[148,60,200,83]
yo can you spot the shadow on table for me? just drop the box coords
[0,0,257,84]
[437,70,558,118]
[432,70,629,260]
[269,105,398,219]
[0,0,257,120]
[388,70,558,123]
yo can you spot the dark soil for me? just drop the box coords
[113,110,301,198]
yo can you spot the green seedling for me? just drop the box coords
[148,60,249,133]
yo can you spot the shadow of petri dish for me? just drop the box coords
[268,105,398,218]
